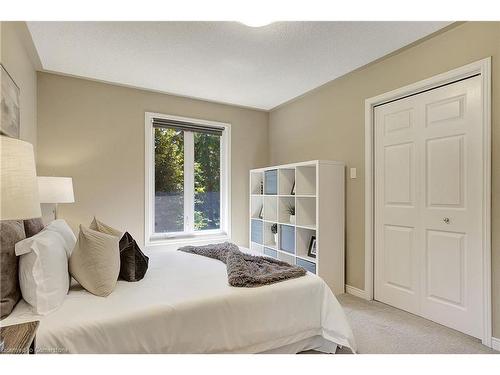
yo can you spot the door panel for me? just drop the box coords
[426,230,465,307]
[374,76,483,338]
[426,135,464,208]
[384,143,414,206]
[384,225,415,292]
[426,95,465,125]
[385,108,413,134]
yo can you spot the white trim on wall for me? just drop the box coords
[144,112,232,249]
[492,337,500,352]
[364,57,492,347]
[345,284,370,300]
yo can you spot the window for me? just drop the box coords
[145,113,230,245]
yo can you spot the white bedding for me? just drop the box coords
[1,247,356,353]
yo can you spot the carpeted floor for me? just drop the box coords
[334,294,496,354]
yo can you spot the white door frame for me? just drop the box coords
[364,57,492,346]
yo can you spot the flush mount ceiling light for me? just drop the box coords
[239,20,274,28]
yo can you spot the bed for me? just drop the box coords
[1,246,356,354]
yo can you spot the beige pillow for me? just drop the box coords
[89,217,122,238]
[69,225,120,297]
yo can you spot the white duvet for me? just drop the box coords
[1,247,356,353]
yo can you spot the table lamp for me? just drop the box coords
[0,136,40,352]
[0,136,41,220]
[37,176,74,219]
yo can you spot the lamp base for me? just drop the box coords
[40,203,58,223]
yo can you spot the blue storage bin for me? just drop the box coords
[296,258,316,274]
[280,224,295,254]
[264,170,278,195]
[251,219,263,244]
[264,247,278,258]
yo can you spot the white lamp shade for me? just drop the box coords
[0,136,41,220]
[38,176,75,204]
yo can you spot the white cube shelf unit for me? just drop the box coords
[249,160,345,294]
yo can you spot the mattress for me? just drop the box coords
[1,246,356,353]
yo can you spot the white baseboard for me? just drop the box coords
[345,286,498,351]
[345,284,370,300]
[492,337,500,352]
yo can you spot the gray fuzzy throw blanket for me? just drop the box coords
[178,242,306,287]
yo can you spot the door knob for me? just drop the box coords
[443,217,450,224]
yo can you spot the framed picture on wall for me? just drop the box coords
[0,64,20,139]
[308,235,317,258]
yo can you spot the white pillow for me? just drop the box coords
[43,219,77,257]
[15,229,70,315]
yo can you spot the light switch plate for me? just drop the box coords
[350,168,357,179]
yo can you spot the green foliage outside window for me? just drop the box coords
[154,128,220,232]
[194,132,220,230]
[155,128,184,193]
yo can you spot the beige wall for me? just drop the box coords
[0,22,3,60]
[269,22,500,336]
[1,22,40,150]
[37,72,269,248]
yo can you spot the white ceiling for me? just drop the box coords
[28,21,451,110]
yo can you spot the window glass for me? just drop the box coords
[194,132,221,231]
[154,128,184,233]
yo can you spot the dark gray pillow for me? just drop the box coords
[0,220,26,319]
[23,218,45,238]
[119,232,149,282]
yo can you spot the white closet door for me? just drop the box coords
[374,94,421,314]
[374,76,483,338]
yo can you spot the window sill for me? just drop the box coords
[146,231,230,248]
